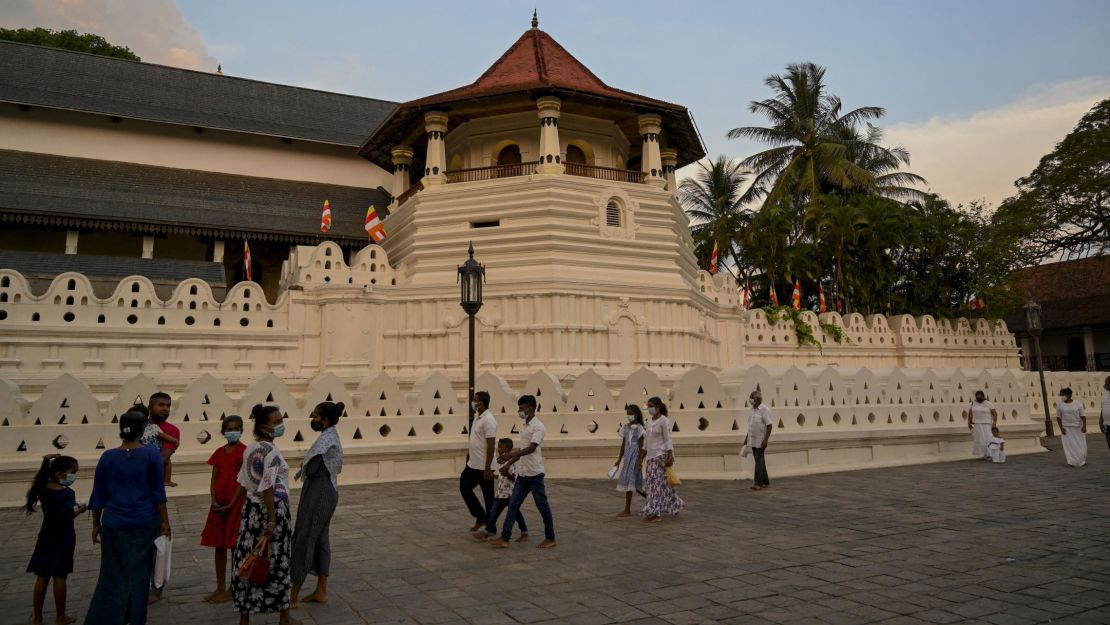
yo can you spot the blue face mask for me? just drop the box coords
[224,431,242,444]
[271,423,286,438]
[60,473,77,487]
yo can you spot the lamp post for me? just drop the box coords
[458,242,485,428]
[1024,299,1054,437]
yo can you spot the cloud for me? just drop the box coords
[2,0,217,70]
[886,77,1110,208]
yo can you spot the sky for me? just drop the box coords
[3,0,1109,208]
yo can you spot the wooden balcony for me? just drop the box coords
[395,162,648,205]
[564,162,648,184]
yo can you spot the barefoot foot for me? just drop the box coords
[210,589,233,604]
[54,617,77,625]
[301,591,328,604]
[616,511,631,517]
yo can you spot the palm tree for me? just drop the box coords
[728,62,919,206]
[679,156,757,277]
[804,195,868,310]
[837,123,927,203]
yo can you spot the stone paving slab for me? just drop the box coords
[2,437,1110,624]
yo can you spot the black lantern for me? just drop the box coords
[458,242,485,426]
[1023,299,1053,436]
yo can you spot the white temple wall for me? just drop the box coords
[0,365,1101,507]
[0,105,392,189]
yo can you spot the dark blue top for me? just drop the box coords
[88,446,166,529]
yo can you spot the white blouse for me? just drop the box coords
[1056,400,1086,429]
[969,400,995,424]
[644,415,674,461]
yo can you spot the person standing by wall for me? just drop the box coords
[746,391,774,491]
[968,391,998,460]
[83,410,170,625]
[1056,388,1087,468]
[1100,376,1110,451]
[640,397,684,522]
[291,401,345,608]
[460,391,496,532]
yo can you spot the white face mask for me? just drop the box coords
[648,407,657,417]
[626,415,635,423]
[518,410,528,420]
[471,401,479,412]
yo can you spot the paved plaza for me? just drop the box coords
[2,439,1109,625]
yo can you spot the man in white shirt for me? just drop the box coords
[489,394,556,549]
[460,391,496,531]
[1100,376,1110,451]
[745,391,773,491]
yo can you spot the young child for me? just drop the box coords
[200,415,247,603]
[472,438,528,542]
[149,392,180,487]
[614,404,647,517]
[988,426,1006,464]
[25,454,85,625]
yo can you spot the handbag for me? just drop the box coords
[237,535,271,585]
[665,466,682,487]
[739,443,751,458]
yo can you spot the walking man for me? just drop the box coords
[460,391,496,531]
[489,395,557,549]
[746,391,773,491]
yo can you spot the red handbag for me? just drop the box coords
[237,535,271,585]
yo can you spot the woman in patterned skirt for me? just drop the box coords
[640,397,684,523]
[231,404,299,625]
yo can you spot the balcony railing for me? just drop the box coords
[446,163,532,183]
[565,162,648,184]
[396,161,649,205]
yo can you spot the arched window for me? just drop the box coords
[606,200,621,227]
[565,144,587,165]
[496,144,521,166]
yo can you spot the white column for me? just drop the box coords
[212,240,225,263]
[391,146,414,201]
[1083,326,1096,371]
[638,113,665,188]
[661,149,678,193]
[141,235,154,259]
[422,111,448,186]
[536,96,564,175]
[64,230,78,255]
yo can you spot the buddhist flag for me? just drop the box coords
[364,205,386,243]
[742,283,754,310]
[791,279,802,309]
[320,200,332,233]
[243,240,253,282]
[769,282,779,306]
[709,241,719,275]
[971,296,985,311]
[819,283,827,313]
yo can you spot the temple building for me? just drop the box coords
[0,39,396,300]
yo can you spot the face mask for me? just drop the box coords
[224,431,242,444]
[311,420,324,432]
[60,473,77,487]
[626,415,635,423]
[518,411,528,420]
[271,423,286,438]
[648,407,657,417]
[471,401,479,412]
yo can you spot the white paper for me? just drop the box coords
[152,536,173,588]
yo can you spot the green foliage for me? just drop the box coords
[762,305,844,350]
[680,156,756,278]
[993,97,1109,260]
[0,27,140,60]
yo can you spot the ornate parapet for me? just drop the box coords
[0,363,1070,506]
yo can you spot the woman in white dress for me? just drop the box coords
[967,391,997,459]
[1056,387,1087,467]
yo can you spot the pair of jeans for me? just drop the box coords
[483,497,527,536]
[752,447,770,487]
[459,466,494,523]
[501,473,554,541]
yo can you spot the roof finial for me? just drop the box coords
[215,64,223,76]
[531,9,538,29]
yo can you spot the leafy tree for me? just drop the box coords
[993,97,1109,259]
[679,156,756,278]
[0,27,140,60]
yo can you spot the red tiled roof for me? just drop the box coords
[404,27,685,111]
[1005,255,1110,331]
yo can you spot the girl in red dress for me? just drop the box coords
[200,415,246,603]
